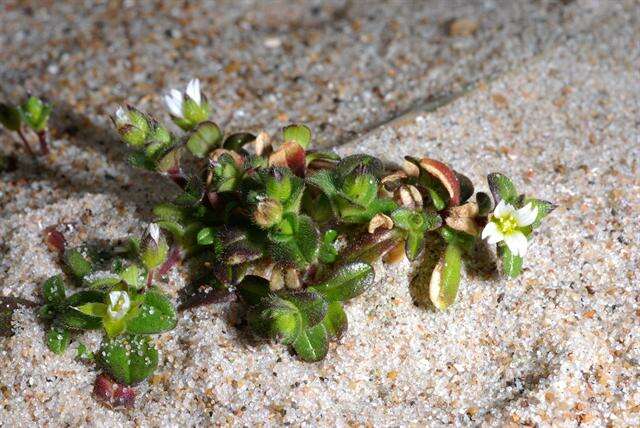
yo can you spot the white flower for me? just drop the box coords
[148,222,160,244]
[481,200,537,257]
[107,290,131,320]
[164,78,203,119]
[114,106,129,126]
[185,78,201,105]
[164,89,184,118]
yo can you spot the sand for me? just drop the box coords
[1,1,639,426]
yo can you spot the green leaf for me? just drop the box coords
[318,229,339,264]
[42,275,66,307]
[310,262,374,302]
[476,192,493,216]
[153,203,188,222]
[83,271,122,289]
[127,290,177,334]
[103,317,127,338]
[275,290,328,328]
[120,265,144,289]
[46,326,71,355]
[335,154,383,179]
[487,173,518,205]
[429,243,462,310]
[525,198,557,228]
[322,301,348,339]
[269,214,320,269]
[283,124,312,149]
[76,343,94,361]
[292,323,329,362]
[99,334,159,385]
[236,276,270,307]
[75,302,107,318]
[197,227,216,245]
[404,232,424,261]
[0,103,21,131]
[440,226,476,252]
[60,290,105,330]
[223,132,256,152]
[64,249,93,278]
[186,121,222,158]
[499,244,523,278]
[306,170,339,199]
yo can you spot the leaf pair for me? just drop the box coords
[239,262,374,361]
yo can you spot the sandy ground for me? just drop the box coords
[1,1,639,426]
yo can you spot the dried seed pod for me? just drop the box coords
[445,201,480,235]
[268,141,306,177]
[368,213,394,234]
[394,184,423,210]
[254,131,271,156]
[209,148,243,167]
[381,170,408,185]
[402,160,420,177]
[383,241,406,264]
[269,269,285,291]
[284,268,301,289]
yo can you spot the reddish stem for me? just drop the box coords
[17,128,35,157]
[157,246,182,276]
[37,130,49,155]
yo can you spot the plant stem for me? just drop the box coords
[17,128,35,157]
[37,130,49,155]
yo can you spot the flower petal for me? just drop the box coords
[186,78,201,105]
[114,106,128,125]
[165,90,184,117]
[504,231,528,257]
[494,199,515,219]
[481,221,504,244]
[515,203,538,227]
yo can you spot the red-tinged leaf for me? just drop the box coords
[417,158,461,206]
[43,226,66,254]
[93,373,136,408]
[269,141,306,177]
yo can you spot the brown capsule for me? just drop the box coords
[445,202,480,235]
[368,213,394,234]
[254,131,271,156]
[269,269,285,291]
[284,268,301,289]
[394,184,423,210]
[383,240,406,264]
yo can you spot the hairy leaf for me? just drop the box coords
[99,335,158,385]
[310,262,374,302]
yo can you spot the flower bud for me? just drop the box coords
[140,223,169,270]
[113,106,151,148]
[253,198,283,229]
[19,96,51,132]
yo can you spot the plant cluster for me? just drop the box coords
[39,224,177,407]
[0,95,52,156]
[110,79,554,356]
[2,78,554,407]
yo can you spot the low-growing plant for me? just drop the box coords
[39,224,176,407]
[0,95,52,156]
[109,79,554,358]
[2,78,554,407]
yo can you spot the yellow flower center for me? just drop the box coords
[496,214,518,234]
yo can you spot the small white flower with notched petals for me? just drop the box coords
[481,200,537,257]
[164,88,185,118]
[164,78,204,118]
[107,290,131,320]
